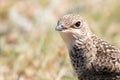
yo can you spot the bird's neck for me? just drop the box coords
[69,35,97,72]
[70,35,96,60]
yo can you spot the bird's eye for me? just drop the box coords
[75,21,81,28]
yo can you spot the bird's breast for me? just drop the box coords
[69,45,92,73]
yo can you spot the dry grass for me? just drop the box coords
[0,0,120,80]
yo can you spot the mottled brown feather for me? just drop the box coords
[56,14,120,80]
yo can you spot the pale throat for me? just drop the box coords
[59,31,93,50]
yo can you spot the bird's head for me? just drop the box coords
[55,14,93,48]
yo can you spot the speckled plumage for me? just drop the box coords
[55,14,120,80]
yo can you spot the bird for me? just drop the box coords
[55,14,120,80]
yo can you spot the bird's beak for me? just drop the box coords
[55,25,67,31]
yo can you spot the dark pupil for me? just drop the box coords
[75,21,81,27]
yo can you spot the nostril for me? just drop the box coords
[61,25,67,29]
[60,25,64,28]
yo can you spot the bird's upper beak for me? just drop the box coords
[55,25,67,31]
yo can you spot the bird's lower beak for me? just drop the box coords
[55,25,66,31]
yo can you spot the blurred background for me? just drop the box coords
[0,0,120,80]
